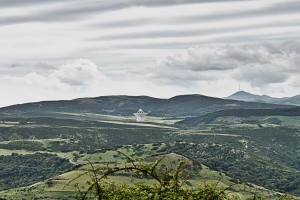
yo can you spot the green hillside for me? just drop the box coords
[0,95,293,118]
[0,151,294,200]
[0,95,299,199]
[177,107,300,125]
[227,91,300,106]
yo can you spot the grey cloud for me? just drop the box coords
[159,47,239,72]
[8,62,56,70]
[150,41,300,87]
[121,0,244,7]
[0,0,257,26]
[96,20,300,41]
[0,16,29,26]
[0,0,75,7]
[102,31,300,51]
[1,0,299,27]
[53,59,107,86]
[235,66,290,86]
[9,63,21,68]
[177,0,300,23]
[0,0,243,9]
[34,63,57,70]
[147,66,217,87]
[92,0,300,28]
[0,62,57,77]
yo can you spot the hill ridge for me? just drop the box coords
[227,91,300,106]
[0,94,294,118]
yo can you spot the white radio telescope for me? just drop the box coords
[133,109,147,122]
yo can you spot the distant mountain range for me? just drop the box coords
[177,106,300,127]
[0,94,294,118]
[226,91,300,106]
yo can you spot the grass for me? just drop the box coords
[2,155,282,199]
[76,151,120,164]
[0,148,32,155]
[0,114,299,199]
[51,112,179,129]
[0,138,72,158]
[0,146,298,200]
[0,188,78,200]
[0,124,16,127]
[274,116,300,126]
[54,112,179,124]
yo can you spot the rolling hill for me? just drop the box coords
[227,91,300,106]
[0,94,294,118]
[0,94,299,199]
[0,149,294,200]
[177,106,300,125]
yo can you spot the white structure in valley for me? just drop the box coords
[133,109,147,122]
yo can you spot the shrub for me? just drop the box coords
[68,153,235,200]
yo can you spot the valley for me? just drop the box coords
[0,95,299,199]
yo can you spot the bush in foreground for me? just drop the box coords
[67,153,296,200]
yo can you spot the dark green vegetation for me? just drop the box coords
[0,94,299,199]
[74,156,238,200]
[0,153,72,189]
[177,107,300,125]
[0,141,46,151]
[0,94,293,118]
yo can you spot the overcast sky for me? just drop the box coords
[1,0,300,107]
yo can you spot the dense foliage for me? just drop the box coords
[74,157,234,200]
[79,181,232,200]
[155,141,300,195]
[0,141,45,151]
[177,107,300,125]
[0,94,292,118]
[0,104,299,198]
[74,157,297,200]
[0,122,173,152]
[0,117,299,196]
[0,153,73,189]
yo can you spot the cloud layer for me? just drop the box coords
[155,41,300,87]
[0,0,300,106]
[53,59,106,86]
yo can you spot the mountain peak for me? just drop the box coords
[227,91,273,103]
[227,91,300,106]
[230,90,253,96]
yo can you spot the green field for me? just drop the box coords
[0,148,292,200]
[0,110,299,199]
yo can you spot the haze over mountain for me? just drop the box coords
[227,91,300,106]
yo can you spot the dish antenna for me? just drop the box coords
[133,109,147,122]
